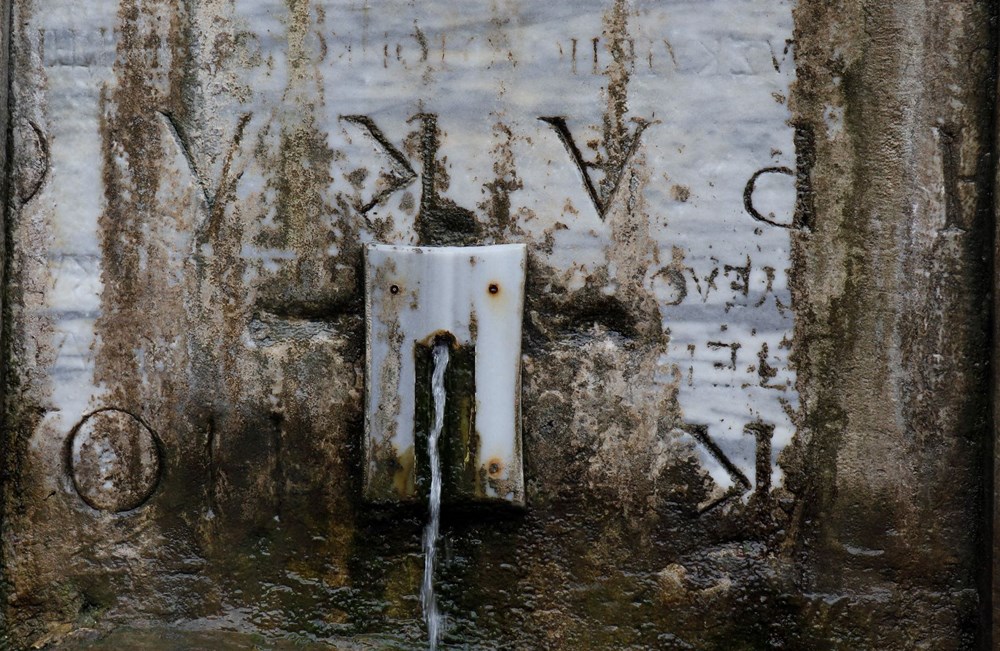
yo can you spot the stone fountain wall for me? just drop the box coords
[0,0,995,648]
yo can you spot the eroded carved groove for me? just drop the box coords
[159,110,251,209]
[14,119,49,204]
[539,115,651,219]
[672,424,751,514]
[409,112,479,245]
[341,114,417,214]
[743,166,795,228]
[158,110,211,207]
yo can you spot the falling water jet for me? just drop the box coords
[421,341,450,650]
[363,243,527,643]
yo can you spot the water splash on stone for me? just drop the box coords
[422,342,450,650]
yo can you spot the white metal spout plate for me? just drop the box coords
[365,243,527,504]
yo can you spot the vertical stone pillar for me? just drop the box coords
[793,1,995,647]
[0,0,9,641]
[0,0,8,386]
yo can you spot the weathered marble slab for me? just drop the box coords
[5,0,802,643]
[30,0,797,507]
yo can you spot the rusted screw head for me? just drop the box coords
[390,284,400,295]
[488,283,499,294]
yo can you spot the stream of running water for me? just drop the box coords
[421,342,449,650]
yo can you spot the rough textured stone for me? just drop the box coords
[0,0,994,649]
[790,1,994,647]
[68,409,162,513]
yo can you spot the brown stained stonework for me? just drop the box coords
[788,0,995,647]
[67,409,162,513]
[0,0,996,649]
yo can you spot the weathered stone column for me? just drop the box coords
[793,2,995,648]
